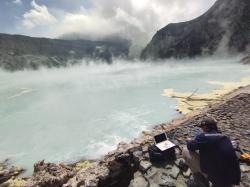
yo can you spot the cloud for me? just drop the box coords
[19,0,217,56]
[22,0,57,29]
[13,0,22,5]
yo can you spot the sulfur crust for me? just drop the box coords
[162,77,250,114]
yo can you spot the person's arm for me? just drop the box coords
[187,134,208,151]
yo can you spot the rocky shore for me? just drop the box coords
[1,85,250,187]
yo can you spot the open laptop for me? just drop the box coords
[154,133,176,151]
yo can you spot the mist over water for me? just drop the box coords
[0,57,249,174]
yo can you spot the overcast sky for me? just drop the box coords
[0,0,216,45]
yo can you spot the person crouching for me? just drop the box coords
[182,117,241,187]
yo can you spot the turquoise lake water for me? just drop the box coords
[0,57,249,174]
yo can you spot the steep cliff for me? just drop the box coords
[0,34,129,71]
[141,0,250,60]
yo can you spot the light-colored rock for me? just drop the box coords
[129,176,149,187]
[98,166,109,181]
[25,160,75,187]
[133,151,143,163]
[74,161,93,172]
[134,171,143,178]
[85,176,99,187]
[139,161,152,172]
[240,164,250,173]
[0,177,27,187]
[165,165,173,170]
[142,146,148,153]
[241,172,250,187]
[167,166,180,179]
[117,142,134,153]
[159,175,175,187]
[143,153,150,160]
[0,162,24,185]
[183,169,191,178]
[175,158,185,167]
[176,175,187,187]
[145,167,158,181]
[149,183,160,187]
[63,162,111,187]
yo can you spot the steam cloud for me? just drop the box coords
[20,0,216,56]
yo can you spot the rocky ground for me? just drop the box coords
[241,54,250,65]
[1,86,250,187]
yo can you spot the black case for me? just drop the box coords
[148,144,176,163]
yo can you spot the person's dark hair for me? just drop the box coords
[199,117,219,132]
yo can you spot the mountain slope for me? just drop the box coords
[141,0,250,59]
[0,34,129,71]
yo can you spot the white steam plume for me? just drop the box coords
[20,0,217,56]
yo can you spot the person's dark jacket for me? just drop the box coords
[187,131,241,186]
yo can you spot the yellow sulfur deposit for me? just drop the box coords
[162,77,250,114]
[74,161,93,172]
[2,178,27,187]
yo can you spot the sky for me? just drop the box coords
[0,0,217,47]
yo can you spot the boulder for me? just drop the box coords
[133,151,143,164]
[165,165,181,179]
[159,175,176,187]
[0,177,27,187]
[25,160,75,187]
[240,164,250,173]
[129,176,149,187]
[176,175,188,187]
[0,160,24,185]
[182,169,192,178]
[139,161,152,172]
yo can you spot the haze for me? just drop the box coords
[1,0,216,51]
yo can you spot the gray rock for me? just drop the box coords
[167,166,180,179]
[0,160,24,185]
[174,158,185,168]
[182,169,191,178]
[176,175,187,187]
[98,166,109,181]
[129,146,142,153]
[142,145,149,153]
[165,165,173,170]
[149,183,160,187]
[85,177,99,187]
[145,167,158,180]
[241,172,250,187]
[25,160,75,187]
[139,161,152,172]
[159,175,176,187]
[133,151,143,163]
[144,153,150,160]
[115,153,130,163]
[129,176,149,187]
[134,171,143,178]
[240,164,250,173]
